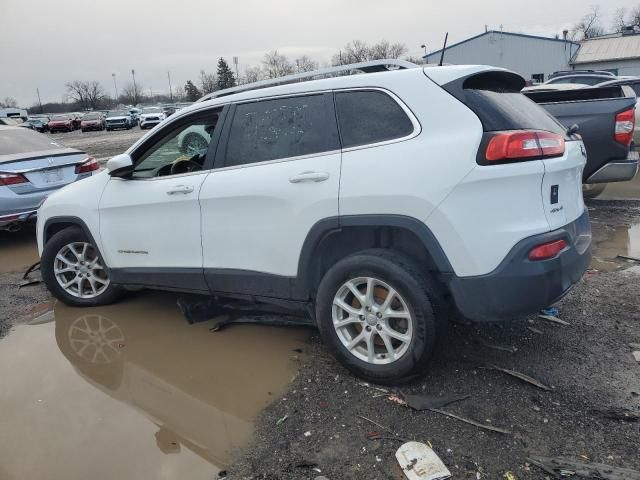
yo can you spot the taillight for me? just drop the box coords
[485,130,565,163]
[0,173,27,186]
[614,108,635,146]
[75,156,99,174]
[528,239,567,261]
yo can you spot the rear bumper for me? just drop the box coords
[448,209,592,322]
[585,150,639,184]
[0,209,37,227]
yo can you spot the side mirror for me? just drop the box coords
[106,153,134,177]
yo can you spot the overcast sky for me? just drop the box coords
[1,0,637,106]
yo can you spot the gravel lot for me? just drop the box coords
[0,130,639,479]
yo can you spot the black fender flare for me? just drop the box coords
[295,214,452,299]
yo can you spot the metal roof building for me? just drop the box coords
[572,32,640,76]
[423,30,579,83]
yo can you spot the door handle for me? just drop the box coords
[166,185,194,195]
[288,171,330,183]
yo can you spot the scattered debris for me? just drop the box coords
[359,382,391,394]
[629,343,640,350]
[396,441,451,480]
[388,394,407,406]
[528,455,640,480]
[632,351,640,363]
[358,415,393,433]
[481,364,552,391]
[19,261,42,288]
[617,254,640,263]
[303,431,312,437]
[276,414,289,425]
[590,408,640,422]
[527,326,543,335]
[503,472,518,480]
[428,408,511,434]
[540,307,559,317]
[402,393,470,411]
[537,314,571,327]
[294,459,318,469]
[480,342,518,353]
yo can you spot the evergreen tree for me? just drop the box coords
[184,80,201,101]
[216,58,237,90]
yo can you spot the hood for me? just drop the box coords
[49,119,71,124]
[141,113,163,118]
[106,116,129,121]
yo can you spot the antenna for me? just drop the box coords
[438,32,449,66]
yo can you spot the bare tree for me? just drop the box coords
[65,81,88,109]
[244,65,263,84]
[613,8,628,32]
[121,81,142,105]
[369,40,408,60]
[200,70,217,95]
[173,84,186,101]
[262,50,294,78]
[0,97,18,108]
[295,55,319,73]
[572,6,605,40]
[332,40,408,65]
[630,5,640,27]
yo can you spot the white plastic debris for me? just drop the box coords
[396,441,451,480]
[632,351,640,363]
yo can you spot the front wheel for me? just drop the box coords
[315,249,443,384]
[41,227,123,306]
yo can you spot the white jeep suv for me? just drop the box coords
[37,61,591,383]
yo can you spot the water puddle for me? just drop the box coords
[590,220,640,272]
[597,175,640,201]
[0,292,308,480]
[0,227,39,274]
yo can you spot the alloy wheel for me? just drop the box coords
[332,276,413,365]
[54,242,110,299]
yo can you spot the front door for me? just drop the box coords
[199,93,341,299]
[99,108,224,291]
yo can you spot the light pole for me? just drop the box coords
[112,73,118,105]
[421,44,427,64]
[36,88,43,113]
[167,71,173,102]
[232,56,239,85]
[131,69,137,105]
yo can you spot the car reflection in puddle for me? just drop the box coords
[55,294,310,469]
[0,292,308,480]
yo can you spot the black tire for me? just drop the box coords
[315,248,445,385]
[583,183,606,199]
[41,227,123,307]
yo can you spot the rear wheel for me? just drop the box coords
[41,227,122,306]
[583,183,606,199]
[315,249,443,384]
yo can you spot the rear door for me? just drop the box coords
[199,93,341,298]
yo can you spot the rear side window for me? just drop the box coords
[335,90,414,148]
[450,72,565,135]
[225,94,339,167]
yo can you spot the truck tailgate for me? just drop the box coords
[524,88,636,181]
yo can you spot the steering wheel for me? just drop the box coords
[170,159,202,176]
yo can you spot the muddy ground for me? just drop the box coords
[47,127,146,162]
[0,130,639,479]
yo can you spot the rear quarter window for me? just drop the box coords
[445,71,566,135]
[334,90,414,148]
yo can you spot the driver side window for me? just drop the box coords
[131,108,222,179]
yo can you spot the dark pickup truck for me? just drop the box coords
[524,85,639,196]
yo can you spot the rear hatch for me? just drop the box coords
[430,69,586,230]
[0,128,89,195]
